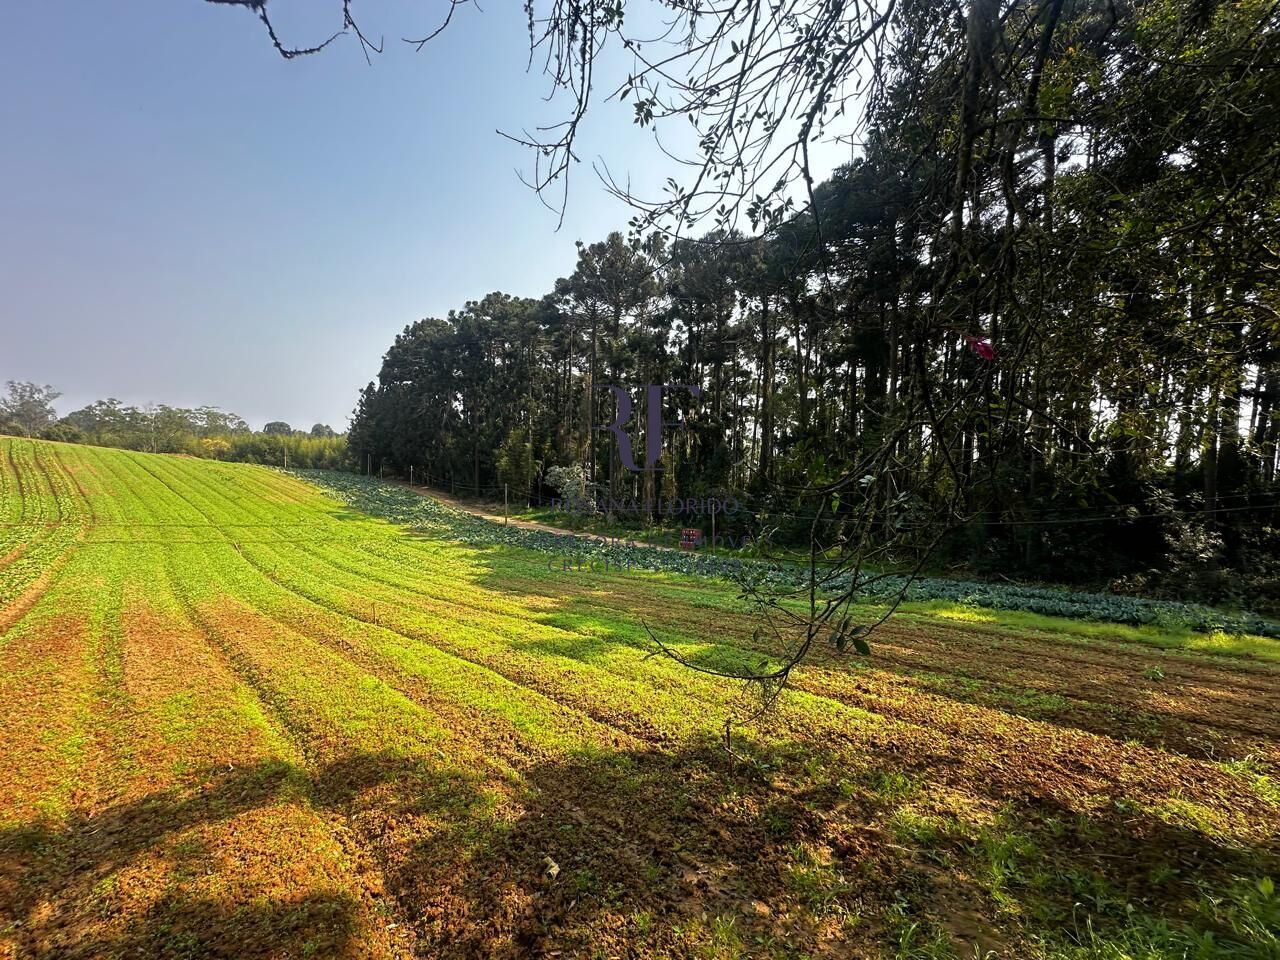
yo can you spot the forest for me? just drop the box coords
[348,0,1279,610]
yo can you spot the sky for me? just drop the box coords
[1,2,847,430]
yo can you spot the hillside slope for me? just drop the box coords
[1,438,1278,959]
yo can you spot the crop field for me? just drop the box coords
[1,437,1279,960]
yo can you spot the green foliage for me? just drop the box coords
[1044,875,1280,959]
[34,397,351,469]
[496,428,536,498]
[0,381,61,438]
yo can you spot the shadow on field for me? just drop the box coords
[0,742,876,958]
[485,552,1280,766]
[516,605,796,680]
[5,734,1276,959]
[0,759,377,959]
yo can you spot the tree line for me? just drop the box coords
[0,382,347,470]
[349,0,1279,612]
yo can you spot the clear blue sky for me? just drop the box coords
[1,1,845,430]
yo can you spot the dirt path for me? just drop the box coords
[393,482,583,536]
[394,481,689,551]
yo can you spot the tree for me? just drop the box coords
[310,423,336,438]
[42,421,85,444]
[544,463,597,515]
[201,436,231,460]
[554,232,661,499]
[193,406,249,436]
[263,421,292,436]
[496,428,537,502]
[64,399,132,445]
[0,382,61,438]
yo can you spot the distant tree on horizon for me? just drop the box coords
[0,382,61,438]
[12,393,349,468]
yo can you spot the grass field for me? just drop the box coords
[1,437,1278,959]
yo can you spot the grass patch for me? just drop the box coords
[904,601,1280,662]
